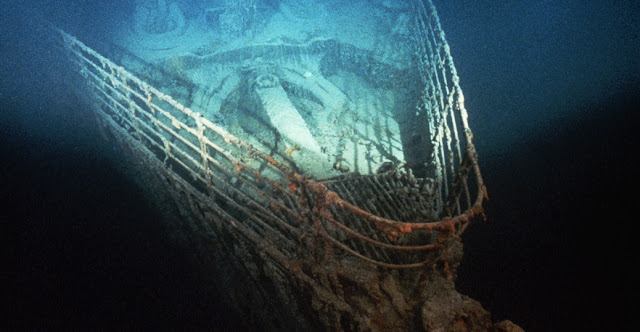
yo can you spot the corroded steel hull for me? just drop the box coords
[46,1,520,330]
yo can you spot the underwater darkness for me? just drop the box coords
[2,0,638,330]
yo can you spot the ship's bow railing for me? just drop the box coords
[50,0,486,271]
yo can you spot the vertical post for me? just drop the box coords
[195,114,213,190]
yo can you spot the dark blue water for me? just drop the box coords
[2,1,638,330]
[436,1,639,330]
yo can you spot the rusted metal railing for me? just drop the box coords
[51,0,486,271]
